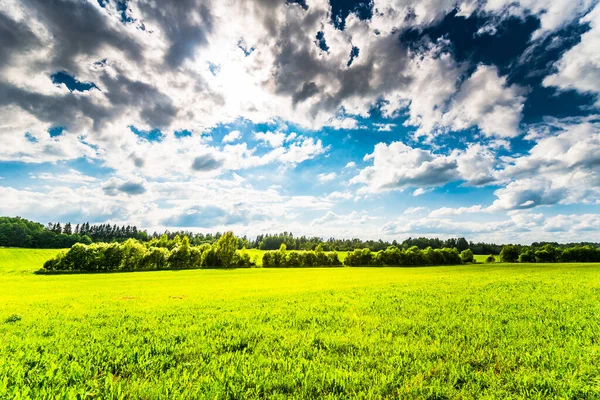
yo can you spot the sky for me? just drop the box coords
[0,0,599,243]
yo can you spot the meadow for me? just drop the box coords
[1,248,600,398]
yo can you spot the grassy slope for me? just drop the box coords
[0,248,63,274]
[1,249,600,398]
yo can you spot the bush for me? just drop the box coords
[169,236,192,269]
[500,245,519,263]
[485,254,495,263]
[518,249,535,263]
[141,247,169,270]
[460,249,474,263]
[121,239,147,270]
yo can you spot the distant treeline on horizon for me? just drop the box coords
[1,216,599,253]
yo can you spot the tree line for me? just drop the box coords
[39,237,600,273]
[499,244,600,263]
[42,232,252,273]
[261,245,470,268]
[252,232,502,253]
[4,216,600,258]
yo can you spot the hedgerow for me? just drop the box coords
[343,246,462,267]
[40,232,253,272]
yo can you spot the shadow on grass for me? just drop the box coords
[34,266,254,276]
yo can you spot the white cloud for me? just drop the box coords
[327,117,362,130]
[350,141,460,193]
[429,205,483,217]
[253,131,287,147]
[403,206,427,215]
[311,210,374,226]
[373,123,396,132]
[222,130,242,143]
[30,169,98,184]
[543,3,600,106]
[412,188,431,196]
[442,65,526,138]
[317,172,337,183]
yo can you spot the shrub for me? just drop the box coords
[102,242,125,271]
[500,245,519,263]
[460,249,474,263]
[518,249,535,263]
[120,239,147,270]
[141,247,170,270]
[534,244,557,263]
[169,236,192,269]
[485,254,495,263]
[327,252,342,267]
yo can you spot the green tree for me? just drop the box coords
[214,231,238,267]
[460,249,474,263]
[500,245,519,263]
[169,236,192,269]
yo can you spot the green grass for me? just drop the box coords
[0,247,63,274]
[1,248,600,398]
[474,254,500,263]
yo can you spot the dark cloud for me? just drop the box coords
[103,179,146,196]
[128,153,145,168]
[191,154,224,171]
[0,11,40,69]
[21,0,143,73]
[0,81,110,131]
[292,81,319,105]
[136,0,213,69]
[98,69,177,129]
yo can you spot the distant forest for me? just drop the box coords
[1,216,599,253]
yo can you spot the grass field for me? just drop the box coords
[474,254,500,263]
[0,247,63,274]
[2,248,600,398]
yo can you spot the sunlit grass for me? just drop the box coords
[0,247,63,274]
[1,248,599,398]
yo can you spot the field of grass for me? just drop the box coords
[474,254,500,263]
[2,248,600,398]
[0,247,63,274]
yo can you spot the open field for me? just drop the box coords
[474,254,500,263]
[1,249,600,398]
[0,247,63,274]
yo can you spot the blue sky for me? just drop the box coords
[0,0,599,243]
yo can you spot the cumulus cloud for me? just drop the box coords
[429,205,483,217]
[1,0,599,240]
[350,141,461,193]
[191,153,224,172]
[317,172,337,183]
[311,210,374,226]
[254,131,287,147]
[222,130,241,143]
[543,3,600,106]
[102,178,147,196]
[412,188,432,196]
[442,65,526,138]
